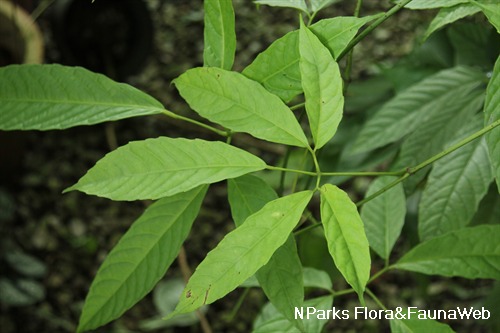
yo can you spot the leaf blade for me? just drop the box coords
[174,67,308,147]
[395,225,500,279]
[485,55,500,192]
[0,64,164,130]
[77,186,208,332]
[320,184,371,300]
[203,0,236,70]
[66,137,266,201]
[423,4,481,41]
[299,20,344,149]
[168,190,313,317]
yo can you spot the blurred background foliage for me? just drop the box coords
[0,0,498,332]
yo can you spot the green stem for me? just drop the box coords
[366,288,387,310]
[309,147,322,189]
[356,117,500,207]
[333,288,356,297]
[162,110,228,137]
[227,288,250,321]
[337,0,414,61]
[343,0,363,89]
[266,165,317,177]
[322,170,404,177]
[290,102,306,111]
[368,266,389,284]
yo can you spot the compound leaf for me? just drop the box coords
[419,118,493,241]
[77,186,208,332]
[174,67,308,147]
[65,137,265,201]
[353,66,484,154]
[320,184,370,300]
[361,177,406,260]
[228,175,304,329]
[299,20,344,149]
[167,191,313,318]
[395,225,500,279]
[485,55,500,192]
[243,15,377,102]
[204,0,236,70]
[0,64,164,130]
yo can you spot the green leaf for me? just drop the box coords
[174,67,308,147]
[77,186,208,332]
[320,184,370,300]
[240,267,332,291]
[471,183,500,225]
[419,118,493,241]
[405,0,469,9]
[0,64,164,131]
[66,137,265,201]
[203,0,236,70]
[228,175,304,329]
[485,55,500,192]
[391,86,485,193]
[243,15,378,102]
[353,66,484,154]
[254,0,309,13]
[253,296,333,333]
[361,177,406,260]
[472,2,500,34]
[395,225,500,279]
[390,313,455,333]
[167,191,313,318]
[423,4,481,41]
[299,20,344,149]
[310,0,341,12]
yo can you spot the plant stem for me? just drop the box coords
[366,288,387,310]
[337,0,414,61]
[356,117,500,207]
[343,0,363,89]
[290,102,306,111]
[309,147,322,189]
[266,165,317,176]
[227,288,250,321]
[162,110,228,137]
[368,266,389,284]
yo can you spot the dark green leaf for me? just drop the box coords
[423,4,481,41]
[77,186,208,332]
[0,64,164,130]
[174,67,308,147]
[485,55,500,192]
[395,225,500,279]
[254,0,309,13]
[472,2,500,34]
[66,137,265,201]
[405,0,468,10]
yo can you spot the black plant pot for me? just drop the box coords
[49,0,154,80]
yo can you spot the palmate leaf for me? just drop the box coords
[77,186,208,333]
[320,184,370,301]
[166,191,313,318]
[65,137,266,201]
[485,55,500,192]
[174,67,308,147]
[203,0,235,70]
[299,20,344,149]
[353,66,484,154]
[423,4,481,41]
[361,177,406,260]
[253,296,333,333]
[228,175,304,330]
[419,118,493,241]
[0,64,164,130]
[243,15,377,102]
[395,225,500,279]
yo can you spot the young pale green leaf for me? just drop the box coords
[390,313,455,333]
[353,66,484,154]
[254,0,309,13]
[77,186,208,333]
[65,137,265,201]
[361,177,406,260]
[472,2,500,34]
[299,20,344,149]
[203,0,236,70]
[423,4,481,41]
[419,119,493,241]
[320,184,370,300]
[405,0,468,9]
[167,191,313,318]
[0,64,164,130]
[395,225,500,279]
[174,67,308,147]
[253,296,333,333]
[485,55,500,192]
[228,175,304,329]
[243,15,377,102]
